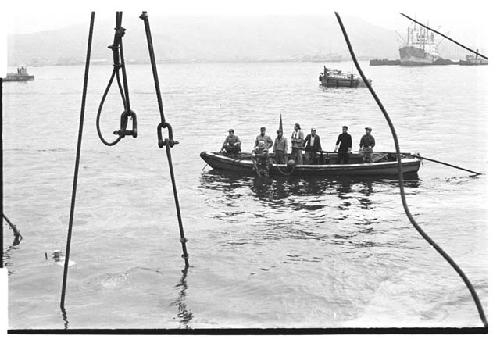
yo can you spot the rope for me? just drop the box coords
[139,11,166,125]
[2,214,23,243]
[400,13,488,60]
[414,155,483,176]
[165,146,189,267]
[60,11,95,309]
[96,69,123,146]
[96,11,136,146]
[335,12,488,328]
[140,11,189,266]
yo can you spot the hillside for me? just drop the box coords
[8,15,474,66]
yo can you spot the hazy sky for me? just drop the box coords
[0,0,492,74]
[1,0,491,34]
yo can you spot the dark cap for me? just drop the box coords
[342,126,348,129]
[260,126,266,130]
[365,127,372,131]
[228,128,234,132]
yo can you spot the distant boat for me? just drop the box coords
[319,66,371,88]
[3,66,34,81]
[459,54,488,66]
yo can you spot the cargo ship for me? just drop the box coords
[3,66,35,81]
[370,21,455,66]
[399,21,450,66]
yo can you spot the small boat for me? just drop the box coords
[458,54,488,66]
[319,66,371,88]
[200,151,421,177]
[3,66,35,82]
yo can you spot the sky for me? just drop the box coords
[0,0,493,73]
[0,0,492,33]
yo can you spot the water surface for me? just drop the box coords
[3,61,487,328]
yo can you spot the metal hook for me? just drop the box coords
[113,110,137,138]
[157,122,179,148]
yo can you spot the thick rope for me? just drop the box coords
[139,11,166,125]
[96,69,123,146]
[60,11,95,309]
[414,155,483,176]
[95,11,133,146]
[140,11,189,266]
[165,146,189,267]
[335,12,488,328]
[400,13,488,60]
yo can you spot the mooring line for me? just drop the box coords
[60,11,95,309]
[140,11,189,266]
[400,13,488,60]
[335,12,487,328]
[414,155,483,176]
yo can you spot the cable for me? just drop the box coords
[335,11,488,328]
[400,13,488,60]
[140,11,189,266]
[60,11,95,309]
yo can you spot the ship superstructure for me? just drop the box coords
[399,21,441,65]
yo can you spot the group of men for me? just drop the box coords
[221,124,376,164]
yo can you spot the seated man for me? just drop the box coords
[304,128,322,164]
[359,127,375,163]
[221,129,241,155]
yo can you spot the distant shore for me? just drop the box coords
[8,57,381,67]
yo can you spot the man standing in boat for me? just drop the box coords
[290,123,305,165]
[252,127,273,173]
[359,127,375,163]
[273,129,288,164]
[255,126,273,150]
[221,128,241,156]
[334,126,352,164]
[304,128,322,164]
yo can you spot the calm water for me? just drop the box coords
[3,61,487,329]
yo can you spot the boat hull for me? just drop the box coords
[399,46,438,66]
[3,75,35,82]
[200,152,421,178]
[319,75,370,88]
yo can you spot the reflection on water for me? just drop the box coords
[60,306,69,330]
[199,170,420,210]
[198,170,422,252]
[171,267,193,329]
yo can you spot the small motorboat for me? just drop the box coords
[3,66,35,82]
[319,66,371,88]
[200,151,421,177]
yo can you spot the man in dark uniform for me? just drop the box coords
[221,129,241,155]
[304,128,322,164]
[359,127,375,163]
[334,126,352,164]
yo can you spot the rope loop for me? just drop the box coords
[96,11,138,146]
